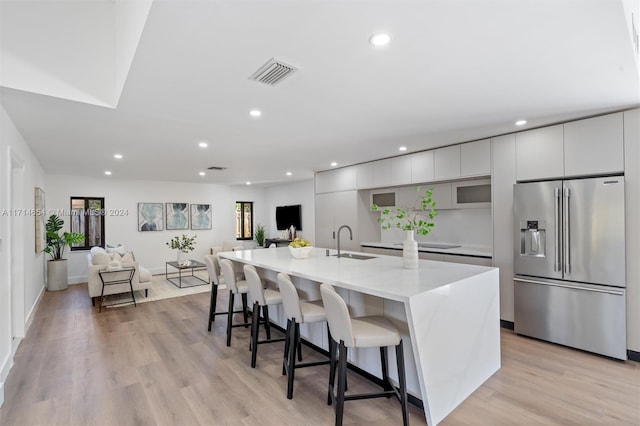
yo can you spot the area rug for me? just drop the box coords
[135,270,213,304]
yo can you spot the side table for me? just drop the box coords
[98,267,136,312]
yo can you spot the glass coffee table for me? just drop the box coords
[165,260,208,288]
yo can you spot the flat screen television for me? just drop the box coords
[275,205,302,230]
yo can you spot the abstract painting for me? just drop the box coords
[138,203,164,231]
[166,202,189,230]
[190,204,212,230]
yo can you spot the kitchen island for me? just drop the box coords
[218,247,500,425]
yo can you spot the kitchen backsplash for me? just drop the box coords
[380,207,492,247]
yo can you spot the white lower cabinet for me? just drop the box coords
[442,254,492,266]
[361,246,491,265]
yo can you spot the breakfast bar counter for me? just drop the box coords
[218,247,500,425]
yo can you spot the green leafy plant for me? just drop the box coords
[43,215,85,260]
[254,224,265,247]
[166,234,197,252]
[371,187,437,236]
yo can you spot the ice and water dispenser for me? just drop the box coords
[519,220,546,258]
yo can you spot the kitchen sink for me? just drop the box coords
[332,253,376,260]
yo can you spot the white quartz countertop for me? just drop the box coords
[219,247,496,303]
[361,241,493,258]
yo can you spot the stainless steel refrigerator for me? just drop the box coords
[513,176,626,360]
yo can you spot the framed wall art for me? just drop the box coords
[190,204,212,230]
[138,203,164,231]
[166,202,189,230]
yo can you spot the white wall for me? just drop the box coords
[44,175,267,279]
[0,104,46,405]
[263,179,315,242]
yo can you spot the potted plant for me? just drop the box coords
[43,214,85,291]
[254,224,266,248]
[166,234,197,266]
[371,187,437,269]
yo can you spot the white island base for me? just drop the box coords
[219,247,500,425]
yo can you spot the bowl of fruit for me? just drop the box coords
[288,238,313,259]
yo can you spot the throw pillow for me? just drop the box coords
[106,244,127,255]
[120,251,135,264]
[92,252,111,265]
[111,252,122,262]
[90,246,107,256]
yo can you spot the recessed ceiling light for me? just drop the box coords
[246,181,251,185]
[198,142,208,148]
[331,162,338,167]
[104,171,112,176]
[286,172,292,176]
[369,33,391,47]
[199,171,205,176]
[249,109,262,118]
[515,120,527,126]
[113,154,123,159]
[399,146,407,152]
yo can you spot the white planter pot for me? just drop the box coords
[47,259,68,291]
[403,230,419,269]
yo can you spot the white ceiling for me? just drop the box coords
[1,0,638,187]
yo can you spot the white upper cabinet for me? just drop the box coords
[391,156,412,185]
[372,159,393,187]
[410,151,435,183]
[564,112,624,177]
[315,166,357,194]
[356,162,374,189]
[515,124,564,181]
[516,113,624,181]
[461,139,491,176]
[434,145,461,180]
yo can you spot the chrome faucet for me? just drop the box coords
[336,225,353,258]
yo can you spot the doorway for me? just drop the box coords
[9,149,25,345]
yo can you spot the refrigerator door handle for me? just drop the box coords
[514,277,625,296]
[563,186,571,274]
[554,187,561,272]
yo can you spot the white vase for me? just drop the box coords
[403,230,419,269]
[177,250,187,266]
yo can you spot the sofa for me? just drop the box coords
[87,246,153,305]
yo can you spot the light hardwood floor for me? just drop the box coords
[0,284,638,425]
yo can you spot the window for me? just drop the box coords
[70,197,105,250]
[235,201,253,240]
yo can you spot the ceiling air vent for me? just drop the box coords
[207,166,227,171]
[249,58,299,86]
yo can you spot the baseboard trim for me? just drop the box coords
[24,285,45,333]
[269,321,424,409]
[628,350,640,362]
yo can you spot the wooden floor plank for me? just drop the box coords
[0,283,638,425]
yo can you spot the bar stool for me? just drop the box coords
[320,283,409,426]
[219,258,250,347]
[205,254,247,331]
[243,265,286,368]
[277,273,333,399]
